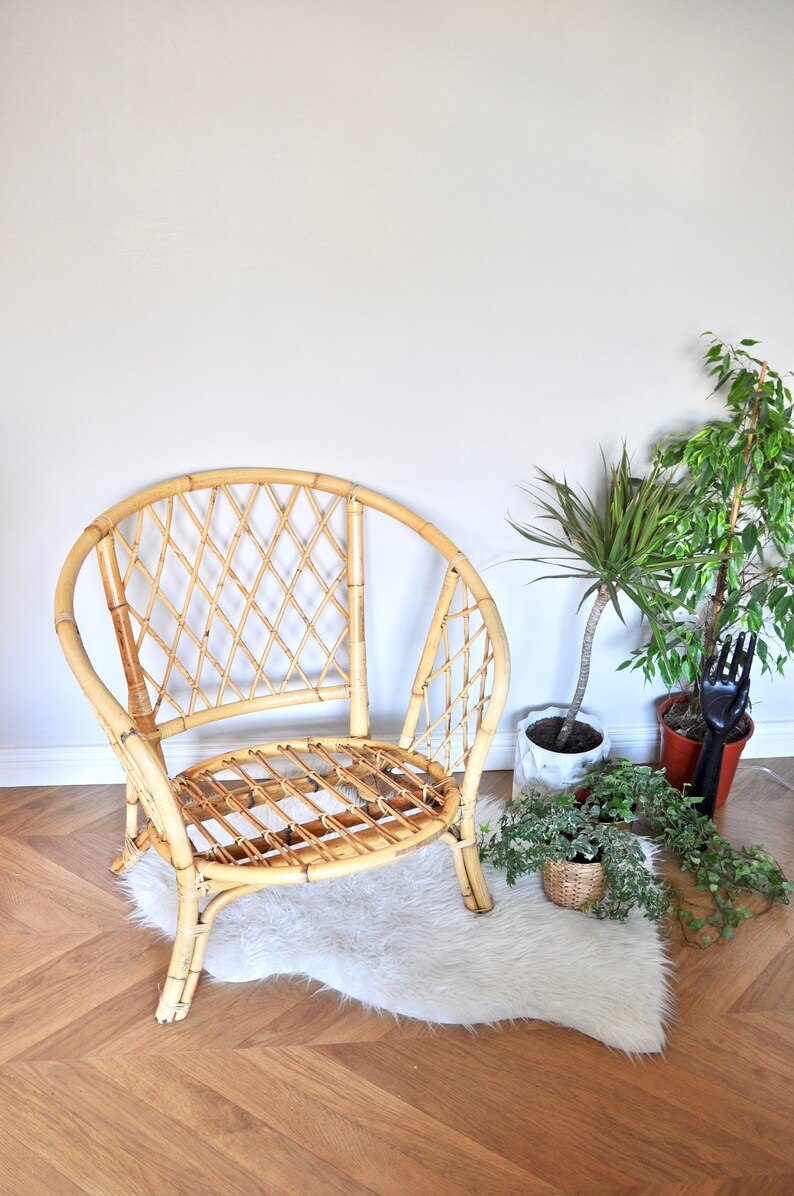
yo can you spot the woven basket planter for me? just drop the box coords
[542,859,606,910]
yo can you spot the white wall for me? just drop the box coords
[2,0,793,782]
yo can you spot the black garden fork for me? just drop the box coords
[689,632,756,819]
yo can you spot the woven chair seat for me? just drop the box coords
[168,738,460,881]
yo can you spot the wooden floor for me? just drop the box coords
[1,763,792,1195]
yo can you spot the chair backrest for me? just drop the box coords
[55,469,510,804]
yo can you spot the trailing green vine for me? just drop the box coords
[482,759,791,946]
[480,791,671,925]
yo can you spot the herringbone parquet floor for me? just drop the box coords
[1,762,792,1195]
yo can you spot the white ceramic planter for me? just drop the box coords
[513,706,611,796]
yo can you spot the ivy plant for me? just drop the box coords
[634,762,792,945]
[482,759,791,946]
[479,787,671,924]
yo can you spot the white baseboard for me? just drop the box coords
[1,721,792,787]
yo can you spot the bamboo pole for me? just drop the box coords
[347,495,370,737]
[157,686,349,738]
[400,565,459,751]
[96,534,165,765]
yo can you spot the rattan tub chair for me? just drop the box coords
[55,470,510,1023]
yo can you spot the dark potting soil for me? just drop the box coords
[526,716,603,754]
[662,702,751,745]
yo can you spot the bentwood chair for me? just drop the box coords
[55,470,510,1023]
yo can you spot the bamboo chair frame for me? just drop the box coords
[55,469,510,1023]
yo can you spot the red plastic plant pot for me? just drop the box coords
[657,695,754,809]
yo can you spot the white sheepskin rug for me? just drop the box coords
[119,796,673,1054]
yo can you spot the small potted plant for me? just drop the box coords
[520,758,792,946]
[511,446,715,790]
[572,762,637,830]
[480,788,671,922]
[622,334,794,805]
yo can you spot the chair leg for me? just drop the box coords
[175,919,212,1017]
[459,840,493,913]
[155,888,205,1025]
[443,818,494,913]
[110,782,151,874]
[175,883,258,1015]
[154,882,254,1024]
[109,828,151,875]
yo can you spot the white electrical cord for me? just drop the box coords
[736,764,794,792]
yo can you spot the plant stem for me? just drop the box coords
[703,361,767,663]
[556,584,610,750]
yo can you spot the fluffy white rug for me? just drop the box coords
[119,796,673,1054]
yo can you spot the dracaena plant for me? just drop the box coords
[511,446,716,750]
[621,335,794,733]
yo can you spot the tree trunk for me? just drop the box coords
[555,584,610,750]
[703,362,767,665]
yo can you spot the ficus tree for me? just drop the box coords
[622,335,794,733]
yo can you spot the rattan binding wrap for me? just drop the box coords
[54,469,510,1024]
[542,859,606,910]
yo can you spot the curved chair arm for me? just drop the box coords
[320,480,510,811]
[457,592,511,809]
[396,550,511,814]
[55,522,195,871]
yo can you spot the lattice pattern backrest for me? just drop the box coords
[400,567,496,775]
[102,481,352,732]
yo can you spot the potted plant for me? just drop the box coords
[480,787,671,921]
[574,758,790,944]
[511,446,716,790]
[621,335,794,805]
[572,764,637,830]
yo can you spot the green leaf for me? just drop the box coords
[741,523,758,553]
